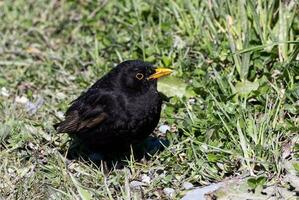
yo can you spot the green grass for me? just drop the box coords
[0,0,299,199]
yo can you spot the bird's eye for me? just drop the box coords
[135,73,144,80]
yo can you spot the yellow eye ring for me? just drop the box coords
[136,73,144,80]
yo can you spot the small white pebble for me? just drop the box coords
[159,125,170,134]
[163,187,175,198]
[25,102,36,112]
[7,168,14,174]
[173,35,185,49]
[0,182,8,189]
[26,97,44,115]
[69,75,76,80]
[15,96,29,104]
[188,98,196,105]
[57,111,65,119]
[68,162,79,171]
[130,181,146,189]
[0,87,9,97]
[28,142,38,150]
[182,182,194,190]
[141,174,151,184]
[56,92,66,99]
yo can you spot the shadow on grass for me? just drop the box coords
[65,136,169,170]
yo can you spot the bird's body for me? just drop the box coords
[55,60,171,152]
[70,83,162,151]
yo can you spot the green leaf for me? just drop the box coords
[247,176,267,190]
[70,173,93,200]
[0,78,7,86]
[235,80,259,96]
[158,76,194,98]
[293,163,299,173]
[247,178,257,189]
[256,176,267,186]
[207,153,220,162]
[162,56,172,67]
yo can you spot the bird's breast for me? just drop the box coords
[115,91,160,125]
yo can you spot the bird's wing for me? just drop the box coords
[55,89,109,133]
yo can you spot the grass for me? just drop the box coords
[0,0,299,199]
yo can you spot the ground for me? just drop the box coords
[0,0,299,199]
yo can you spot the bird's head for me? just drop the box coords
[115,60,172,93]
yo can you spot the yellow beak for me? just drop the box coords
[147,67,173,80]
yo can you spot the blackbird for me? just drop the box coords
[55,60,172,152]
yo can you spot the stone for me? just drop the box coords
[130,181,146,189]
[159,125,170,134]
[182,182,194,190]
[163,187,175,198]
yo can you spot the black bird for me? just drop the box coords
[55,60,172,153]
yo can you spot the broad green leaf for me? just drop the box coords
[158,76,194,98]
[235,80,259,96]
[247,176,266,190]
[247,178,257,189]
[256,176,267,186]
